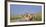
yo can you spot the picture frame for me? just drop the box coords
[5,0,45,26]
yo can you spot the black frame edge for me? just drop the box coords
[5,0,45,27]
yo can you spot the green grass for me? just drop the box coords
[10,13,42,22]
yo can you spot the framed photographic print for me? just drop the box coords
[5,0,45,26]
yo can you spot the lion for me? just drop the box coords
[24,14,33,21]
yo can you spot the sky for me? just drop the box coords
[10,4,42,16]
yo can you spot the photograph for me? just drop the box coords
[7,1,45,25]
[10,4,42,22]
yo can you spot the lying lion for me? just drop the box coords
[24,14,33,21]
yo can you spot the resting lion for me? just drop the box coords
[24,14,33,21]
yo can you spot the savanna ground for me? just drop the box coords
[10,12,42,22]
